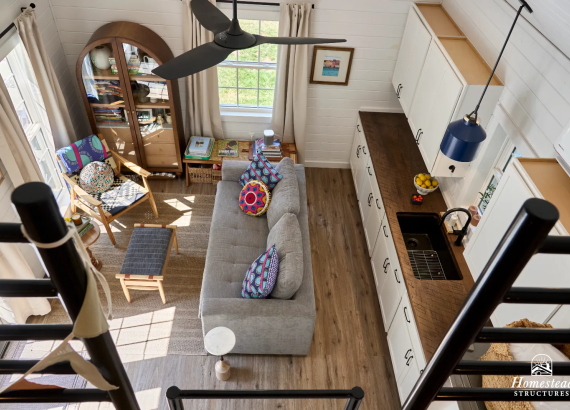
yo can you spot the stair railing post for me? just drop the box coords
[402,198,559,410]
[11,182,140,410]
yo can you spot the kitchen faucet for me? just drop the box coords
[440,208,472,246]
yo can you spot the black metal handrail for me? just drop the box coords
[166,387,364,410]
[403,198,570,408]
[0,182,140,409]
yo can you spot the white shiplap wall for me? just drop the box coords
[2,0,91,138]
[48,0,414,166]
[439,0,570,207]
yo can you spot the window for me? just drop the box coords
[477,142,521,214]
[218,19,278,110]
[0,39,63,199]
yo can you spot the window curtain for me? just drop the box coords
[271,3,311,164]
[184,0,224,139]
[0,79,50,324]
[16,7,76,149]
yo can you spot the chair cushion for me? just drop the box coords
[71,174,146,215]
[267,213,303,299]
[239,180,271,217]
[120,227,173,276]
[56,135,107,173]
[267,158,300,230]
[241,245,279,299]
[79,161,114,194]
[238,152,283,190]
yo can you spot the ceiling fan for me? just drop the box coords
[152,0,346,80]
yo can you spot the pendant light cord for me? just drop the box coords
[469,0,533,122]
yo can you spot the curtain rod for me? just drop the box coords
[0,3,35,41]
[216,1,314,9]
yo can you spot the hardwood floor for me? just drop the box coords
[135,169,400,410]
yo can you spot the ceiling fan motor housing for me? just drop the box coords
[215,30,257,49]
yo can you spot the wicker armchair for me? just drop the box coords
[56,135,158,245]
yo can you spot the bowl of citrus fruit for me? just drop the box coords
[414,173,439,195]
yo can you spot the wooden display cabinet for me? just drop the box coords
[76,21,184,175]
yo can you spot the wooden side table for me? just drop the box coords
[247,142,298,164]
[81,222,102,270]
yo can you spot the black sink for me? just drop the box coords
[397,213,463,281]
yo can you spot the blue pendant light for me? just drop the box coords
[440,0,533,162]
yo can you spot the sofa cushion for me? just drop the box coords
[267,213,303,299]
[239,180,271,217]
[241,245,279,299]
[239,152,283,190]
[267,158,300,230]
[201,181,270,299]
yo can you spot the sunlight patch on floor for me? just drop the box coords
[135,387,162,410]
[170,213,192,227]
[163,198,192,211]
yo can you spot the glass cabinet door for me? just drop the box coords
[80,41,138,164]
[121,42,178,169]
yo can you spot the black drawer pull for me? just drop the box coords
[367,193,373,206]
[405,349,411,359]
[356,145,360,158]
[414,129,420,141]
[367,166,372,176]
[357,124,361,132]
[383,258,389,269]
[404,306,410,323]
[417,131,423,145]
[383,225,388,238]
[394,269,400,284]
[362,146,367,155]
[376,198,381,210]
[384,262,390,273]
[406,355,413,366]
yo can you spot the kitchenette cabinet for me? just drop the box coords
[392,4,504,178]
[464,158,570,327]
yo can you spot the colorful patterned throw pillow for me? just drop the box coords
[239,180,271,217]
[241,245,279,299]
[79,161,114,194]
[56,135,108,174]
[239,152,283,190]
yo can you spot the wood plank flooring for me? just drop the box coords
[128,169,400,410]
[36,169,399,410]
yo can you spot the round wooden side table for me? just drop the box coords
[81,222,102,270]
[204,327,236,381]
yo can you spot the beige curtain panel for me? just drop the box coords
[184,0,225,139]
[271,3,311,164]
[16,7,76,149]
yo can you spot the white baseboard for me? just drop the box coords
[304,160,351,169]
[359,106,404,114]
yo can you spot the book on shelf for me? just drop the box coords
[254,138,282,157]
[217,140,239,157]
[185,136,214,160]
[78,223,93,237]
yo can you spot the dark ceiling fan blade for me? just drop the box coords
[190,0,231,34]
[255,35,347,45]
[152,42,232,80]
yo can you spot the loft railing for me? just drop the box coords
[0,182,139,410]
[403,198,570,408]
[165,386,365,410]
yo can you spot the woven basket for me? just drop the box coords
[481,319,570,410]
[212,169,222,185]
[189,167,212,184]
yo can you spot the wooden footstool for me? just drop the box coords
[116,223,178,304]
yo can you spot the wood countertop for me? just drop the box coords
[359,111,474,361]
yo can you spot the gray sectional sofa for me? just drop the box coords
[199,158,316,355]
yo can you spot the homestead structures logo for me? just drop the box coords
[531,354,553,376]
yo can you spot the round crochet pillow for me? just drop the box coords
[79,161,114,194]
[239,180,271,217]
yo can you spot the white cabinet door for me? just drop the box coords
[349,128,362,192]
[371,217,391,292]
[464,164,563,326]
[368,159,386,222]
[417,63,462,171]
[381,217,407,296]
[397,11,432,116]
[408,42,447,138]
[357,171,373,225]
[387,300,415,383]
[398,359,421,405]
[379,253,402,330]
[362,167,382,254]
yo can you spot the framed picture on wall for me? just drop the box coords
[310,46,354,86]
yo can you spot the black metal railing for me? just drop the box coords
[166,386,364,410]
[403,198,570,408]
[0,182,139,410]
